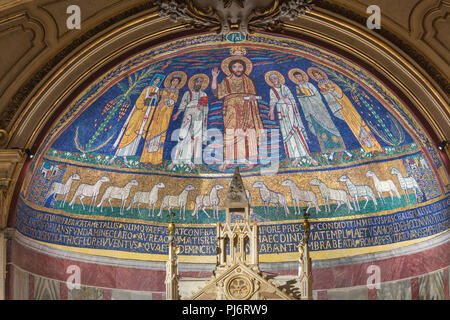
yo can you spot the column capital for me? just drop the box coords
[0,149,25,181]
[0,149,27,229]
[0,228,15,240]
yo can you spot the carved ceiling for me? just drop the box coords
[326,0,449,78]
[155,0,313,34]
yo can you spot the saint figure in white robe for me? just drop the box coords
[168,74,209,170]
[267,71,317,166]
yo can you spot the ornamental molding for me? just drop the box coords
[155,0,314,35]
[1,0,448,144]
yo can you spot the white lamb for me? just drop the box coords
[127,182,165,217]
[46,173,81,208]
[281,178,320,215]
[97,179,138,215]
[252,181,290,217]
[390,167,422,203]
[366,170,401,205]
[158,184,195,220]
[192,184,224,220]
[309,177,352,213]
[69,176,110,213]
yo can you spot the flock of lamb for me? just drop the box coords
[44,166,422,219]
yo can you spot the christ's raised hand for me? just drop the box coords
[211,67,220,78]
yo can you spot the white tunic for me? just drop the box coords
[171,89,209,165]
[269,84,310,159]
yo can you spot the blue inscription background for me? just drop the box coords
[15,195,449,257]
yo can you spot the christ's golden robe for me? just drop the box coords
[216,75,264,164]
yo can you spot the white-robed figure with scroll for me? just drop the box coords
[266,71,318,166]
[168,74,210,170]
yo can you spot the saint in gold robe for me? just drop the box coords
[113,85,159,157]
[140,87,179,164]
[318,80,383,154]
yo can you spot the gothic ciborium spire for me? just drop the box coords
[165,209,180,300]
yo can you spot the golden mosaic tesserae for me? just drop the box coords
[15,31,448,266]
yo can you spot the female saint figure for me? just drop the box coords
[288,68,347,158]
[307,67,383,155]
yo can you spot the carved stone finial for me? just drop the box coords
[165,208,180,300]
[224,166,248,206]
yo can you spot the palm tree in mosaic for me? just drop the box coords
[74,63,164,154]
[313,64,405,148]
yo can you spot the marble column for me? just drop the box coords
[219,238,225,265]
[229,234,235,263]
[251,222,258,265]
[165,222,179,300]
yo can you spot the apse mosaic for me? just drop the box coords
[16,32,449,262]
